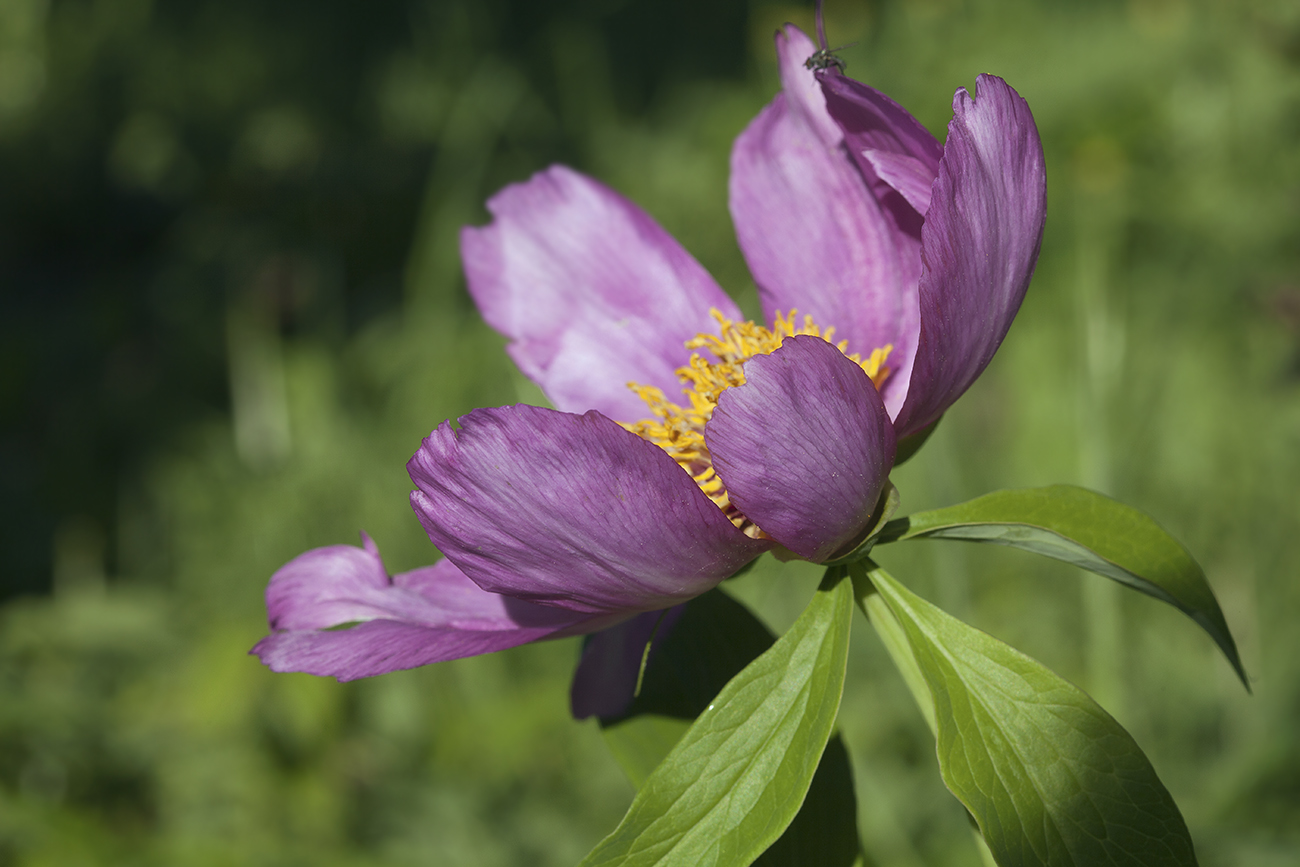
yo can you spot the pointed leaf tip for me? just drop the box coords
[868,565,1200,867]
[880,485,1249,691]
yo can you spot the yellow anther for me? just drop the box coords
[623,308,891,536]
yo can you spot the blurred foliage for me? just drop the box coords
[1,0,1298,864]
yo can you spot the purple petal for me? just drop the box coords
[460,166,741,422]
[408,404,769,615]
[253,618,583,682]
[861,149,937,217]
[816,69,943,216]
[894,75,1047,438]
[265,535,576,631]
[704,336,897,562]
[729,100,919,416]
[570,605,687,720]
[773,25,841,148]
[730,32,921,418]
[252,540,604,681]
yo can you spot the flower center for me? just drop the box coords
[623,308,891,537]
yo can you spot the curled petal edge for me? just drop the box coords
[252,537,610,681]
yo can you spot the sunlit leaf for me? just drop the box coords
[599,587,862,866]
[852,577,936,735]
[877,485,1247,688]
[599,588,779,787]
[580,569,855,867]
[864,563,1199,867]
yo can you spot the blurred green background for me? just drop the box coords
[1,0,1297,864]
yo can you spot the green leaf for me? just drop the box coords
[851,574,936,736]
[865,563,1199,867]
[600,589,781,787]
[599,588,862,866]
[579,569,855,867]
[877,485,1247,689]
[760,734,865,867]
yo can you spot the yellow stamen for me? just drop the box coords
[623,308,891,536]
